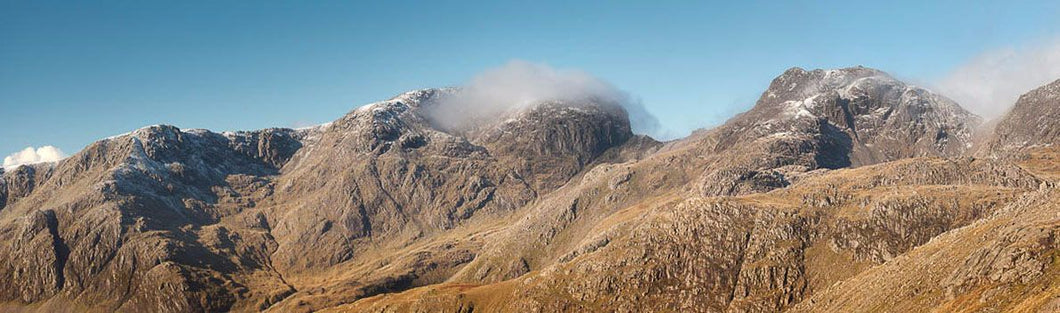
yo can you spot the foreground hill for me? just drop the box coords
[1,67,1057,312]
[335,149,1057,312]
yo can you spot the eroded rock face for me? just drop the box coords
[672,67,985,197]
[788,187,1060,313]
[468,102,633,192]
[988,78,1060,153]
[943,223,1058,298]
[1,165,52,209]
[729,67,980,163]
[0,125,307,312]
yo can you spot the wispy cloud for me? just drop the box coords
[935,39,1060,119]
[3,146,66,170]
[424,60,663,137]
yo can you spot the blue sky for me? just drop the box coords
[2,1,1060,160]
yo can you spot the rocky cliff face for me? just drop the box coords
[0,125,308,312]
[1,67,1058,313]
[671,66,982,197]
[987,78,1060,153]
[720,66,979,165]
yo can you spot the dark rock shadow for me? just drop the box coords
[814,120,853,169]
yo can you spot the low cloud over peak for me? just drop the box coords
[935,39,1060,119]
[3,146,67,171]
[424,60,662,137]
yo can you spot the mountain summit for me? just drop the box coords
[737,66,980,165]
[988,78,1060,152]
[668,66,984,196]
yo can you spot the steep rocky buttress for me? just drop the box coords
[987,78,1060,153]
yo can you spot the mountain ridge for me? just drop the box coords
[2,66,1058,312]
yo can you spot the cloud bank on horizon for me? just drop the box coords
[935,39,1060,119]
[425,60,664,138]
[3,146,67,171]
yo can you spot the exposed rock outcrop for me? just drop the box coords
[987,78,1060,153]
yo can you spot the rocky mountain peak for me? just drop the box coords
[319,87,634,160]
[762,66,887,106]
[468,99,633,190]
[753,66,968,122]
[987,78,1060,152]
[731,66,980,166]
[326,88,454,150]
[469,99,632,150]
[101,124,306,172]
[680,67,984,196]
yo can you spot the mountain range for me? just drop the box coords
[1,67,1058,313]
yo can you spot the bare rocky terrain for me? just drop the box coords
[1,67,1058,312]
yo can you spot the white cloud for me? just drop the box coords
[935,39,1060,119]
[3,146,67,171]
[424,60,663,137]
